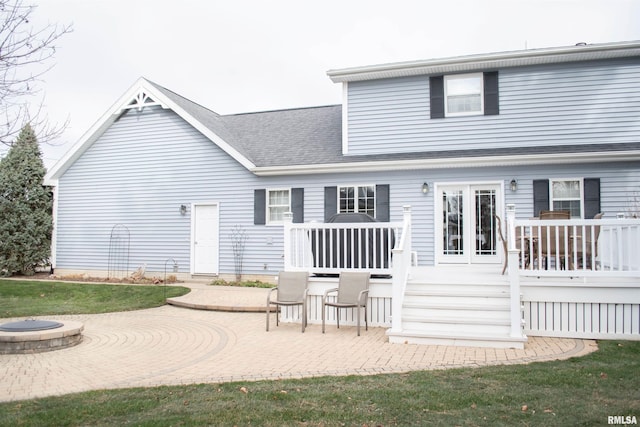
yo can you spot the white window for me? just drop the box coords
[550,179,583,218]
[445,73,483,116]
[267,189,290,224]
[338,185,375,217]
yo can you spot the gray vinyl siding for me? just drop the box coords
[346,58,640,155]
[279,161,639,268]
[54,105,640,276]
[55,106,265,275]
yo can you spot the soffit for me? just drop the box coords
[327,41,640,82]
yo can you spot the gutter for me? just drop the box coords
[252,149,640,176]
[327,40,640,83]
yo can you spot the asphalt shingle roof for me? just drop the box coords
[148,80,640,169]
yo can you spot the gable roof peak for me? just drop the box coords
[44,77,255,184]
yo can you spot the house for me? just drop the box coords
[44,41,640,347]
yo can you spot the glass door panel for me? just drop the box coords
[437,184,501,264]
[443,190,464,256]
[472,188,498,263]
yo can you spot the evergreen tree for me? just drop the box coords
[0,124,52,276]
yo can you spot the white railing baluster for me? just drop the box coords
[283,216,404,276]
[513,217,640,278]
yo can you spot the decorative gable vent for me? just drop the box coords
[121,90,167,112]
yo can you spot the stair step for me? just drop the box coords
[402,314,510,326]
[403,301,509,311]
[402,308,509,323]
[401,321,510,336]
[405,289,509,298]
[387,329,527,349]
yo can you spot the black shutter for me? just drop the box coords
[291,188,304,224]
[583,178,601,219]
[324,186,337,222]
[533,180,549,217]
[484,71,499,115]
[375,184,390,221]
[429,76,444,119]
[254,189,266,225]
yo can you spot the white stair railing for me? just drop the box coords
[506,205,525,339]
[389,206,412,334]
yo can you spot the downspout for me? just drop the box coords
[49,184,59,274]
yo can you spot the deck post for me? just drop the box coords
[283,212,293,270]
[506,204,524,339]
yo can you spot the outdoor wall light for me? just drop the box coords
[422,182,429,194]
[510,179,518,192]
[180,204,187,215]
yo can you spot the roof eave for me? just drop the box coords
[44,78,255,185]
[252,150,640,176]
[327,40,640,83]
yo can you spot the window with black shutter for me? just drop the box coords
[532,178,600,219]
[430,72,499,118]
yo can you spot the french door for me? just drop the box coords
[436,183,501,264]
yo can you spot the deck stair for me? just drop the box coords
[387,266,527,348]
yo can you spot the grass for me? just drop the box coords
[0,340,637,426]
[209,278,274,288]
[0,280,638,426]
[0,279,190,318]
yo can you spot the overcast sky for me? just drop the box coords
[28,0,640,168]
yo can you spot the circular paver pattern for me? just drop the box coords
[0,303,597,402]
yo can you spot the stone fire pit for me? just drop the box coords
[0,319,84,354]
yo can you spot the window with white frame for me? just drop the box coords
[338,185,375,217]
[551,179,583,218]
[445,73,484,116]
[267,189,290,224]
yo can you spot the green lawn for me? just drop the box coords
[0,280,638,426]
[0,279,190,318]
[0,340,637,426]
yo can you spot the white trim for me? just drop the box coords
[44,77,256,186]
[549,177,585,218]
[444,72,484,117]
[252,150,640,176]
[190,202,220,275]
[341,82,349,154]
[327,40,640,83]
[265,188,291,226]
[434,181,503,265]
[49,186,59,269]
[121,89,168,112]
[337,184,377,216]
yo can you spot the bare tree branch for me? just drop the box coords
[0,0,72,147]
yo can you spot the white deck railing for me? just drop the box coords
[510,214,640,277]
[283,214,404,276]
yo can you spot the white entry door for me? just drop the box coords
[191,204,219,274]
[436,183,501,264]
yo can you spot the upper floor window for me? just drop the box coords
[550,179,582,218]
[339,185,375,217]
[445,73,483,116]
[430,71,498,119]
[267,188,290,224]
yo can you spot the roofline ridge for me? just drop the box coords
[144,78,222,117]
[222,104,341,117]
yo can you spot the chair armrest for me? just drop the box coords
[323,288,339,299]
[266,286,278,303]
[358,289,369,305]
